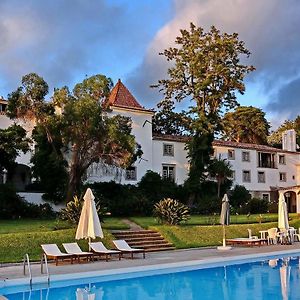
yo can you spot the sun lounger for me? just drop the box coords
[226,238,265,247]
[62,243,94,262]
[41,244,75,265]
[89,242,121,261]
[113,240,145,259]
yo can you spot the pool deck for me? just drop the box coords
[1,243,300,287]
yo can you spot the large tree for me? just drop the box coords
[0,124,30,179]
[222,106,270,144]
[7,73,139,202]
[152,23,254,199]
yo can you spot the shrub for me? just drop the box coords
[238,197,269,214]
[0,184,56,219]
[60,195,83,224]
[59,194,106,224]
[154,198,190,225]
[229,185,251,210]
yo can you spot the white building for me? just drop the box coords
[1,82,300,212]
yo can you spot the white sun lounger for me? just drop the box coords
[113,240,145,259]
[41,244,75,265]
[89,242,121,261]
[62,243,94,262]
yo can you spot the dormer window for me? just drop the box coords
[163,144,174,156]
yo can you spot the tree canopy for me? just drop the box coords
[222,106,270,144]
[0,124,30,178]
[7,73,139,202]
[152,23,254,200]
[268,116,300,148]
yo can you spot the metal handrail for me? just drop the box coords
[23,253,32,287]
[41,254,50,284]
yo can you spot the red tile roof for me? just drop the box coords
[213,140,299,154]
[153,134,299,154]
[105,79,153,113]
[152,133,189,143]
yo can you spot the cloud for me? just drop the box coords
[0,0,171,96]
[126,0,300,119]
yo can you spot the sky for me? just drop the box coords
[1,0,300,129]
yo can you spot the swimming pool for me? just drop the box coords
[1,252,300,299]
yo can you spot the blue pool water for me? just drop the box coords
[2,255,300,299]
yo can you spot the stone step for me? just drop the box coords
[127,240,169,246]
[121,236,165,242]
[112,230,157,235]
[113,232,161,238]
[111,229,175,253]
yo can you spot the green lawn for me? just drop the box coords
[0,217,129,263]
[1,215,300,263]
[150,219,300,249]
[130,213,299,228]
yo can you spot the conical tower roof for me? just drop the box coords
[106,79,152,113]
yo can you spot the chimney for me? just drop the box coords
[282,129,296,152]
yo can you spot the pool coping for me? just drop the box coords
[1,248,300,294]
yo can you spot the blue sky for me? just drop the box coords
[1,0,300,129]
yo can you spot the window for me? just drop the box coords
[243,170,251,182]
[228,149,235,160]
[229,170,235,180]
[163,144,174,156]
[279,172,286,182]
[242,151,250,162]
[125,166,137,181]
[262,194,269,201]
[258,152,276,168]
[258,171,265,183]
[162,165,175,181]
[279,155,286,165]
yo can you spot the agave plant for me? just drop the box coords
[154,198,190,225]
[59,195,83,224]
[60,194,107,224]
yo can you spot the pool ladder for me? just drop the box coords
[23,254,50,289]
[41,254,50,284]
[23,254,32,288]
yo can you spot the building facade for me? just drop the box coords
[1,82,300,212]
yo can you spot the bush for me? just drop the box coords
[0,184,56,219]
[229,185,251,210]
[89,172,188,217]
[239,197,269,214]
[153,198,190,225]
[59,195,83,224]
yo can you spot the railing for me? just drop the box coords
[23,254,32,287]
[41,254,50,284]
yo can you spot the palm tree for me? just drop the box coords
[208,158,233,198]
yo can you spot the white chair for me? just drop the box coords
[41,244,74,265]
[278,229,291,244]
[247,229,258,239]
[293,228,300,242]
[113,240,145,259]
[62,242,94,262]
[267,228,278,245]
[89,242,121,261]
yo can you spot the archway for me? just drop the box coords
[284,191,297,213]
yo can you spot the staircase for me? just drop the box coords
[112,230,175,252]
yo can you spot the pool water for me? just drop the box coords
[2,255,300,300]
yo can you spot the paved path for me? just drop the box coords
[120,219,143,231]
[1,243,300,283]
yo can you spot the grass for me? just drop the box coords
[0,217,129,263]
[1,215,300,263]
[131,213,299,229]
[150,219,300,249]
